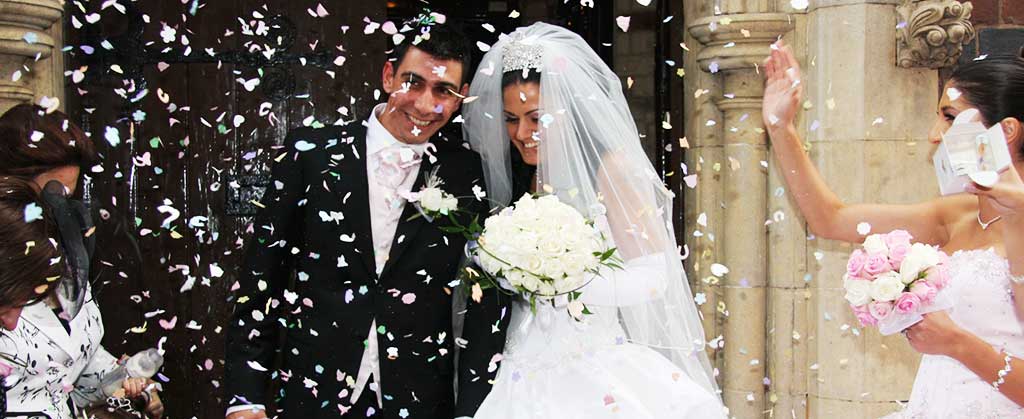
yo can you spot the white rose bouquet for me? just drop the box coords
[460,194,621,317]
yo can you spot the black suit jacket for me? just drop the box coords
[224,121,509,418]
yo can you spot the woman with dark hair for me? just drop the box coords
[763,43,1024,416]
[0,177,65,330]
[0,105,163,418]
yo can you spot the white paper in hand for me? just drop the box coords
[933,108,1012,195]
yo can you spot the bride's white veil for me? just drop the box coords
[463,22,719,394]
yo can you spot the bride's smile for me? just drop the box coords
[502,80,542,166]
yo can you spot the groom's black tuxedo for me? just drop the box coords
[225,120,508,418]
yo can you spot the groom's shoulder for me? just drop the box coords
[431,135,481,165]
[284,122,367,146]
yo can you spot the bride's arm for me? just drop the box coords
[763,42,951,246]
[907,311,1024,406]
[578,252,669,307]
[577,153,673,307]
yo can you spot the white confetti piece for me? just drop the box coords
[24,203,42,223]
[856,222,871,236]
[710,263,729,277]
[615,16,631,32]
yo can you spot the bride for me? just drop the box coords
[460,22,726,419]
[762,43,1024,417]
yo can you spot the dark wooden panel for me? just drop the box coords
[64,1,385,416]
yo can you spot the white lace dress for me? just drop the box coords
[884,248,1024,418]
[471,298,725,419]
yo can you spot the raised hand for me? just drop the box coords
[762,41,803,134]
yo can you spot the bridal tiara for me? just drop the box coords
[502,34,544,74]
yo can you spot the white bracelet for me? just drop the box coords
[1010,274,1024,286]
[993,351,1014,390]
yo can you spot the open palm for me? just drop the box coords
[762,42,803,132]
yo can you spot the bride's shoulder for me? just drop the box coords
[931,193,978,225]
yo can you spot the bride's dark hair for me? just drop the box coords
[949,53,1024,155]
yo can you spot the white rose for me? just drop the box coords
[870,271,905,302]
[537,280,556,296]
[440,196,458,214]
[561,253,587,276]
[899,243,941,284]
[862,234,888,254]
[842,275,873,306]
[419,188,444,212]
[538,235,563,256]
[542,261,566,279]
[513,252,539,272]
[503,269,526,288]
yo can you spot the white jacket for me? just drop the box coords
[1,287,117,419]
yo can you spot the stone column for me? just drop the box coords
[688,13,794,418]
[0,0,63,113]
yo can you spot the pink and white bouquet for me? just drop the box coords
[843,230,954,335]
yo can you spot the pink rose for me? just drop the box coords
[847,249,868,278]
[910,281,938,305]
[0,359,11,377]
[894,292,922,314]
[888,243,911,270]
[925,266,951,290]
[869,300,894,321]
[864,252,892,277]
[884,230,914,248]
[851,304,877,327]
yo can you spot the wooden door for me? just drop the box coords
[65,2,384,416]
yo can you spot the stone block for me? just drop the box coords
[767,288,811,398]
[808,396,905,419]
[808,287,920,402]
[806,3,938,143]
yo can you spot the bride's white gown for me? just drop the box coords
[885,248,1024,418]
[472,287,725,418]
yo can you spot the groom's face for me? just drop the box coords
[380,47,468,145]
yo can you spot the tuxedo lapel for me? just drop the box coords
[334,134,377,279]
[380,157,434,278]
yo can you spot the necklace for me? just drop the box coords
[978,212,1003,230]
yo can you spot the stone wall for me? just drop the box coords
[0,0,63,113]
[682,0,967,417]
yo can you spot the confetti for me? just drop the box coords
[856,222,871,236]
[615,16,631,32]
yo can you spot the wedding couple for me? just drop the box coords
[224,22,725,419]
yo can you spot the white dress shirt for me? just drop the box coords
[227,104,426,416]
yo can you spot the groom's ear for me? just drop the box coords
[459,83,469,102]
[382,61,396,94]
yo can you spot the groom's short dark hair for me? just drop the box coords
[390,23,472,84]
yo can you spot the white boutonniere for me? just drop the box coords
[402,166,459,222]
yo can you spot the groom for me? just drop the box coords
[225,24,507,419]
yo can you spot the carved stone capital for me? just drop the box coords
[897,0,975,69]
[688,13,794,73]
[0,0,62,109]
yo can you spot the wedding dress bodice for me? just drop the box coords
[502,298,625,370]
[886,248,1024,418]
